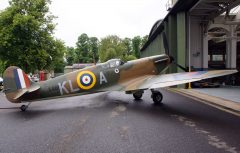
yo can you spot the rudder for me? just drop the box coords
[3,66,32,103]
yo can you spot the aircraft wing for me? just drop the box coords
[123,70,237,91]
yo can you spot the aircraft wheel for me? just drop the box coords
[152,91,163,105]
[133,91,143,100]
[20,105,28,112]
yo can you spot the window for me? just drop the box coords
[212,55,223,61]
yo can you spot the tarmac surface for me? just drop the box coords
[0,90,240,153]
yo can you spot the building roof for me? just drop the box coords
[141,0,199,52]
[141,0,240,52]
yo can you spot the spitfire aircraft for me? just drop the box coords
[2,33,237,111]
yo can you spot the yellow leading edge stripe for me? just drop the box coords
[77,70,96,90]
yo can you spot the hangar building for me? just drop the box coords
[141,0,240,85]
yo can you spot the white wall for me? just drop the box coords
[188,16,204,69]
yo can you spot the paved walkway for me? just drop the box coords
[169,86,240,117]
[193,86,240,103]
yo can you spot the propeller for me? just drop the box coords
[162,31,170,56]
[162,32,188,72]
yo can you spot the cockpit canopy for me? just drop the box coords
[108,59,124,68]
[101,59,124,69]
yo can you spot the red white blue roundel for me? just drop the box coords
[77,71,96,90]
[80,74,93,86]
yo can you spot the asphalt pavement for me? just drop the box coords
[0,90,239,153]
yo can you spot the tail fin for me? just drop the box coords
[3,66,39,103]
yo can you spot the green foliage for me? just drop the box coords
[0,60,7,77]
[97,35,149,62]
[132,36,142,58]
[74,34,99,63]
[65,47,76,66]
[0,0,149,73]
[105,48,117,60]
[89,37,99,63]
[122,55,137,62]
[0,0,65,73]
[51,39,66,73]
[99,35,127,62]
[141,35,148,48]
[75,33,89,63]
[53,59,65,73]
[123,37,132,55]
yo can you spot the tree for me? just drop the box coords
[0,60,7,77]
[122,55,137,62]
[75,33,90,63]
[105,48,117,61]
[141,35,148,48]
[0,0,65,73]
[132,36,142,58]
[98,35,127,62]
[89,37,99,63]
[123,37,132,55]
[53,59,65,73]
[50,39,66,73]
[65,47,76,65]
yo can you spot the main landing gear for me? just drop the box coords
[132,89,163,105]
[133,91,143,100]
[151,89,163,105]
[20,103,31,112]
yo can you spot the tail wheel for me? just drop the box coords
[20,105,28,112]
[133,91,143,100]
[152,91,163,105]
[20,103,31,111]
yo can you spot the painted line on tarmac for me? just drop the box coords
[0,107,19,109]
[168,88,240,117]
[171,114,239,153]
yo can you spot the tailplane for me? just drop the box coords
[3,66,40,103]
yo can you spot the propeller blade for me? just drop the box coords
[162,32,170,55]
[162,32,188,72]
[173,61,188,72]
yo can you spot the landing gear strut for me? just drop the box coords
[151,89,163,105]
[133,91,144,100]
[20,103,31,112]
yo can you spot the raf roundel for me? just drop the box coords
[77,71,96,90]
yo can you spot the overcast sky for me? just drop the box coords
[0,0,168,47]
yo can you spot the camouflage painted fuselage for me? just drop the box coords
[17,55,170,102]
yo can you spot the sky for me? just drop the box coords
[0,0,168,47]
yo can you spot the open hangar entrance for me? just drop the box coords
[141,0,240,86]
[189,1,240,85]
[208,27,228,70]
[207,24,240,85]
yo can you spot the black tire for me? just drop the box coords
[20,105,27,111]
[152,91,163,105]
[133,91,143,100]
